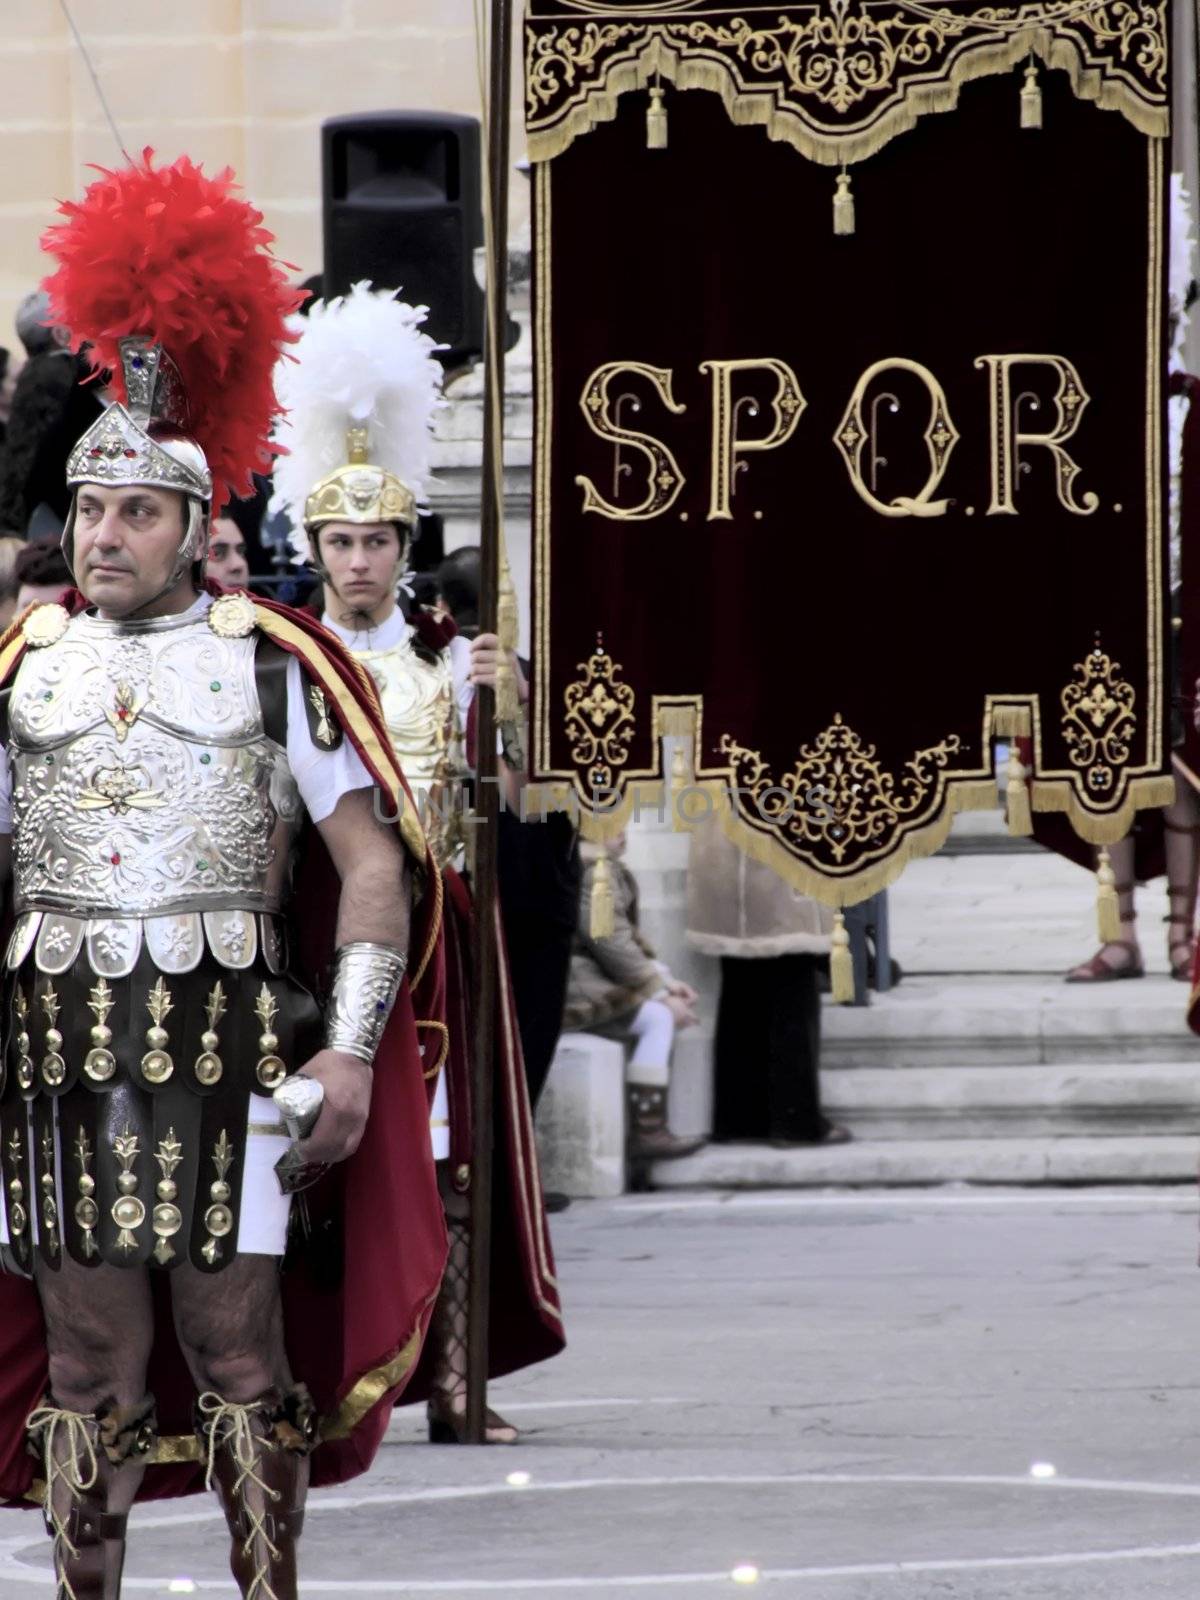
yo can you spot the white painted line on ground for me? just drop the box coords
[617,1188,1198,1214]
[4,1471,1200,1591]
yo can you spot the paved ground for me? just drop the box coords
[2,1186,1199,1597]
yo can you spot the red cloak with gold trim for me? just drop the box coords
[0,592,449,1505]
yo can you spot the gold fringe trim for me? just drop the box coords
[530,682,1174,907]
[991,704,1033,738]
[525,25,1167,166]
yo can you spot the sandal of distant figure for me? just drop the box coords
[1064,940,1145,982]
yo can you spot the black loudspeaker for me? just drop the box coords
[322,112,484,367]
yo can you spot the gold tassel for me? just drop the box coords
[495,652,520,724]
[830,911,855,1004]
[590,853,615,939]
[1005,746,1033,836]
[1096,847,1122,943]
[833,170,855,237]
[1020,61,1042,129]
[670,743,690,832]
[646,85,668,150]
[495,545,520,722]
[497,555,519,654]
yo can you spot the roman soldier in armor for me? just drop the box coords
[0,156,448,1599]
[271,283,564,1446]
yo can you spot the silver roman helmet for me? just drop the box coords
[62,336,214,584]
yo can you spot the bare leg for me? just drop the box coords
[32,1256,155,1598]
[171,1255,313,1600]
[1065,835,1142,980]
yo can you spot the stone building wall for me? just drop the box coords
[0,0,528,348]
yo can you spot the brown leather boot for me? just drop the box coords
[26,1393,156,1600]
[626,1085,706,1162]
[197,1385,317,1600]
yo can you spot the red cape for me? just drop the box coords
[0,591,449,1506]
[403,869,565,1400]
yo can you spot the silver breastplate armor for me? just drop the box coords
[8,608,300,965]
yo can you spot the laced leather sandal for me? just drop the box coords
[426,1216,518,1445]
[197,1384,317,1600]
[1065,884,1143,982]
[26,1393,156,1600]
[1163,818,1200,980]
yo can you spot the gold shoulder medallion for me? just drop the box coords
[207,593,257,640]
[21,604,70,649]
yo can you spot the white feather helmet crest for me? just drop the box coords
[270,281,443,564]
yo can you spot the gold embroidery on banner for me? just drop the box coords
[720,714,963,864]
[975,353,1098,515]
[1060,637,1135,796]
[576,362,687,519]
[524,1,1169,163]
[701,358,806,522]
[111,1126,145,1255]
[834,357,959,516]
[564,636,637,790]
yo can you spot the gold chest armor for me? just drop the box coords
[354,634,464,867]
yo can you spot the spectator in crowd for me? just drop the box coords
[687,812,850,1147]
[206,514,251,589]
[0,534,24,631]
[0,290,103,536]
[0,347,14,451]
[13,539,73,612]
[565,833,706,1166]
[437,545,481,633]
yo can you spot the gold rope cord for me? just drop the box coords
[524,0,1168,163]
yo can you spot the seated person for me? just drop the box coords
[564,834,705,1163]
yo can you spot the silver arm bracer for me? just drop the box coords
[324,941,408,1064]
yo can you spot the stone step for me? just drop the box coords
[649,1135,1200,1189]
[821,1063,1200,1139]
[822,975,1197,1067]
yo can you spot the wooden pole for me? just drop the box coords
[465,0,513,1446]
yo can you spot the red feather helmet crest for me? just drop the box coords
[41,148,304,512]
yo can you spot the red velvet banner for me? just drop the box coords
[526,0,1173,904]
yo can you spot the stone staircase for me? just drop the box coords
[536,812,1200,1193]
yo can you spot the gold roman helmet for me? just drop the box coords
[302,426,417,534]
